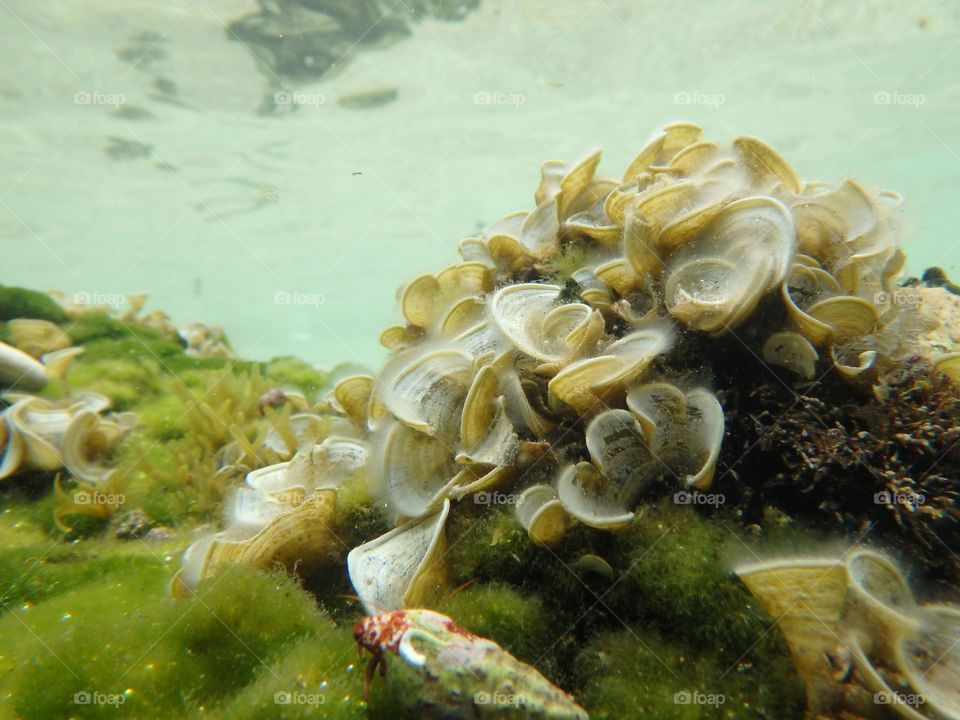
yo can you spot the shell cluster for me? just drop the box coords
[0,390,134,482]
[336,122,948,571]
[172,423,368,594]
[736,551,960,720]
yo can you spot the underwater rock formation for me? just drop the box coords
[329,123,960,612]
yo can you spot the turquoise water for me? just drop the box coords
[2,0,958,368]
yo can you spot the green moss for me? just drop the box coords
[266,355,330,402]
[209,629,381,720]
[607,501,776,660]
[574,624,804,720]
[0,285,68,323]
[446,505,540,587]
[62,310,171,345]
[1,563,334,720]
[442,582,553,666]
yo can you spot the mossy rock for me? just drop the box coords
[0,285,69,323]
[1,563,338,719]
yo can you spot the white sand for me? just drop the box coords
[2,0,958,370]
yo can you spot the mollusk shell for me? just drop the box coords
[347,500,449,614]
[358,608,589,720]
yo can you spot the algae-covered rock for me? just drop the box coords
[0,285,69,323]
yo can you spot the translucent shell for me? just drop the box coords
[375,347,474,437]
[347,499,450,614]
[732,134,801,193]
[171,489,341,596]
[736,550,960,720]
[491,283,602,365]
[626,383,725,490]
[762,331,819,379]
[6,319,72,357]
[894,606,960,720]
[378,420,459,519]
[1,393,122,481]
[515,484,576,547]
[60,409,137,484]
[548,326,674,415]
[622,122,703,182]
[663,196,795,333]
[0,339,47,391]
[332,375,374,426]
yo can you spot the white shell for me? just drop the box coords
[347,499,450,614]
[0,340,47,390]
[490,284,598,365]
[626,383,725,489]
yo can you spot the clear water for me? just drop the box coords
[3,0,958,370]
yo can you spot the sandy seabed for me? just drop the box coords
[1,0,958,369]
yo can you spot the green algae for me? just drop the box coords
[0,285,69,323]
[265,355,330,403]
[1,560,366,720]
[441,582,554,667]
[0,286,812,720]
[439,498,806,718]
